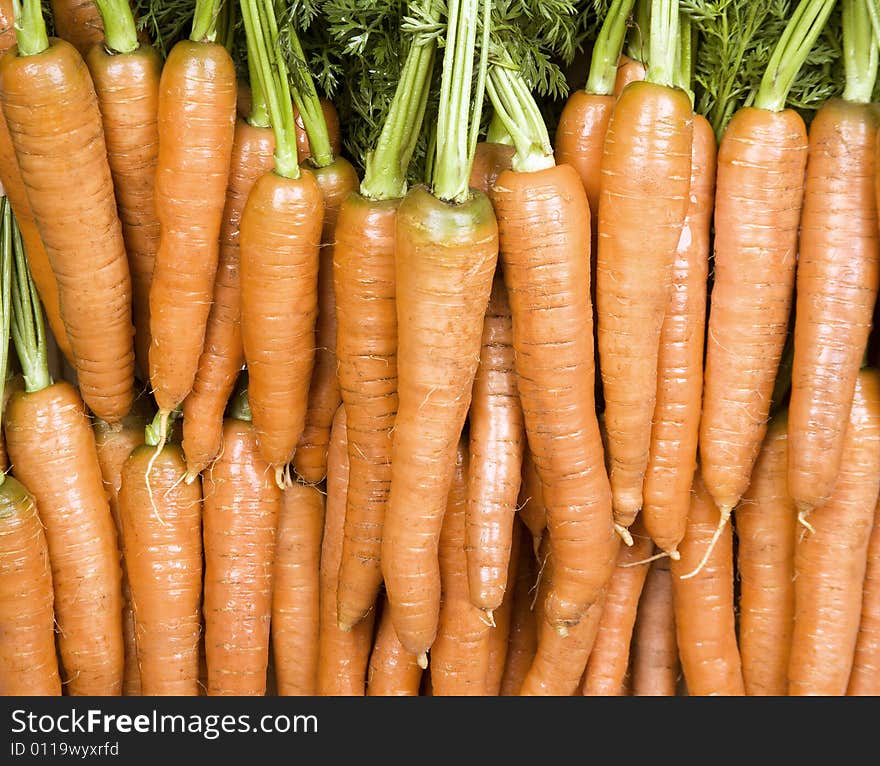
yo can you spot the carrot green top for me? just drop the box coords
[285,23,334,168]
[674,12,695,106]
[191,0,224,43]
[0,199,12,487]
[645,0,679,88]
[842,0,878,104]
[11,0,48,56]
[585,0,637,96]
[93,0,139,54]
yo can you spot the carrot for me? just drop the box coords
[642,30,715,558]
[499,518,539,696]
[148,2,237,425]
[0,4,135,423]
[4,223,124,696]
[271,480,324,697]
[49,0,104,57]
[788,3,880,515]
[334,18,438,631]
[488,60,616,632]
[670,473,745,696]
[699,0,834,516]
[85,0,162,382]
[366,595,424,697]
[238,4,324,479]
[631,556,679,696]
[581,518,654,696]
[465,271,525,615]
[735,411,797,696]
[181,51,277,479]
[431,436,493,696]
[848,494,880,695]
[469,140,514,194]
[381,0,497,659]
[596,2,694,530]
[118,426,203,696]
[517,446,547,554]
[317,404,375,696]
[202,394,281,696]
[788,369,880,696]
[294,97,343,163]
[485,518,520,695]
[614,53,647,98]
[93,395,155,697]
[0,0,14,50]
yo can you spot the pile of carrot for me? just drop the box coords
[2,0,880,698]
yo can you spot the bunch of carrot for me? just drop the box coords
[2,0,880,698]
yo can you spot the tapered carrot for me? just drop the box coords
[50,0,104,57]
[517,446,547,554]
[631,556,679,696]
[735,412,797,696]
[700,0,834,516]
[317,405,375,696]
[239,3,323,479]
[5,224,123,696]
[335,12,438,631]
[789,369,880,696]
[499,519,539,696]
[119,433,203,696]
[582,518,654,696]
[465,272,525,615]
[0,4,135,423]
[202,396,281,696]
[485,519,520,695]
[93,395,154,697]
[489,60,616,631]
[366,595,424,697]
[848,494,880,695]
[788,2,880,515]
[86,0,161,381]
[381,0,498,659]
[670,473,745,696]
[642,43,715,558]
[271,480,324,696]
[182,50,276,479]
[597,1,694,529]
[431,437,493,696]
[148,1,237,424]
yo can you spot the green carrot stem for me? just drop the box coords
[675,12,695,105]
[286,24,334,168]
[868,0,880,46]
[586,0,637,96]
[11,0,48,56]
[361,0,440,201]
[843,0,878,103]
[753,0,837,112]
[0,200,12,481]
[245,10,271,128]
[486,109,513,145]
[191,0,223,43]
[93,0,139,54]
[627,0,651,64]
[646,0,678,88]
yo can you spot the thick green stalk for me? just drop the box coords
[361,0,440,201]
[754,0,836,112]
[646,0,678,88]
[240,0,300,178]
[627,0,651,64]
[675,12,695,106]
[245,14,271,128]
[11,0,48,56]
[586,0,637,96]
[286,24,334,168]
[868,0,880,46]
[0,200,12,486]
[843,0,878,104]
[486,109,513,144]
[192,0,222,43]
[94,0,139,54]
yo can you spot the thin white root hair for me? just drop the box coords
[678,506,731,581]
[145,409,170,527]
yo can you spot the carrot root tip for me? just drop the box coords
[184,470,199,485]
[797,509,815,535]
[479,609,496,628]
[417,653,429,670]
[667,548,680,561]
[274,466,286,490]
[614,523,634,547]
[621,550,670,568]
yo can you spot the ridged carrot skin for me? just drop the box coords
[271,481,324,696]
[465,273,525,612]
[486,519,520,695]
[499,520,538,696]
[49,0,104,57]
[334,193,399,631]
[631,557,679,697]
[582,519,653,696]
[848,494,880,695]
[182,118,275,477]
[700,107,808,513]
[597,81,694,526]
[789,370,880,696]
[293,158,360,485]
[366,596,424,697]
[317,406,375,695]
[642,113,715,556]
[492,163,616,632]
[788,99,880,514]
[431,439,493,696]
[203,418,281,696]
[119,443,203,696]
[735,412,797,696]
[517,446,546,553]
[149,39,237,413]
[240,169,324,472]
[0,38,135,422]
[5,381,123,694]
[670,473,745,696]
[0,476,61,696]
[86,43,163,382]
[381,186,498,658]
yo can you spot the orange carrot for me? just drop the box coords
[294,97,342,163]
[366,595,424,697]
[614,54,647,98]
[789,369,880,696]
[499,518,539,696]
[517,446,547,554]
[50,0,104,57]
[631,556,679,696]
[486,518,520,695]
[735,412,797,696]
[271,480,324,696]
[469,140,515,194]
[848,494,880,695]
